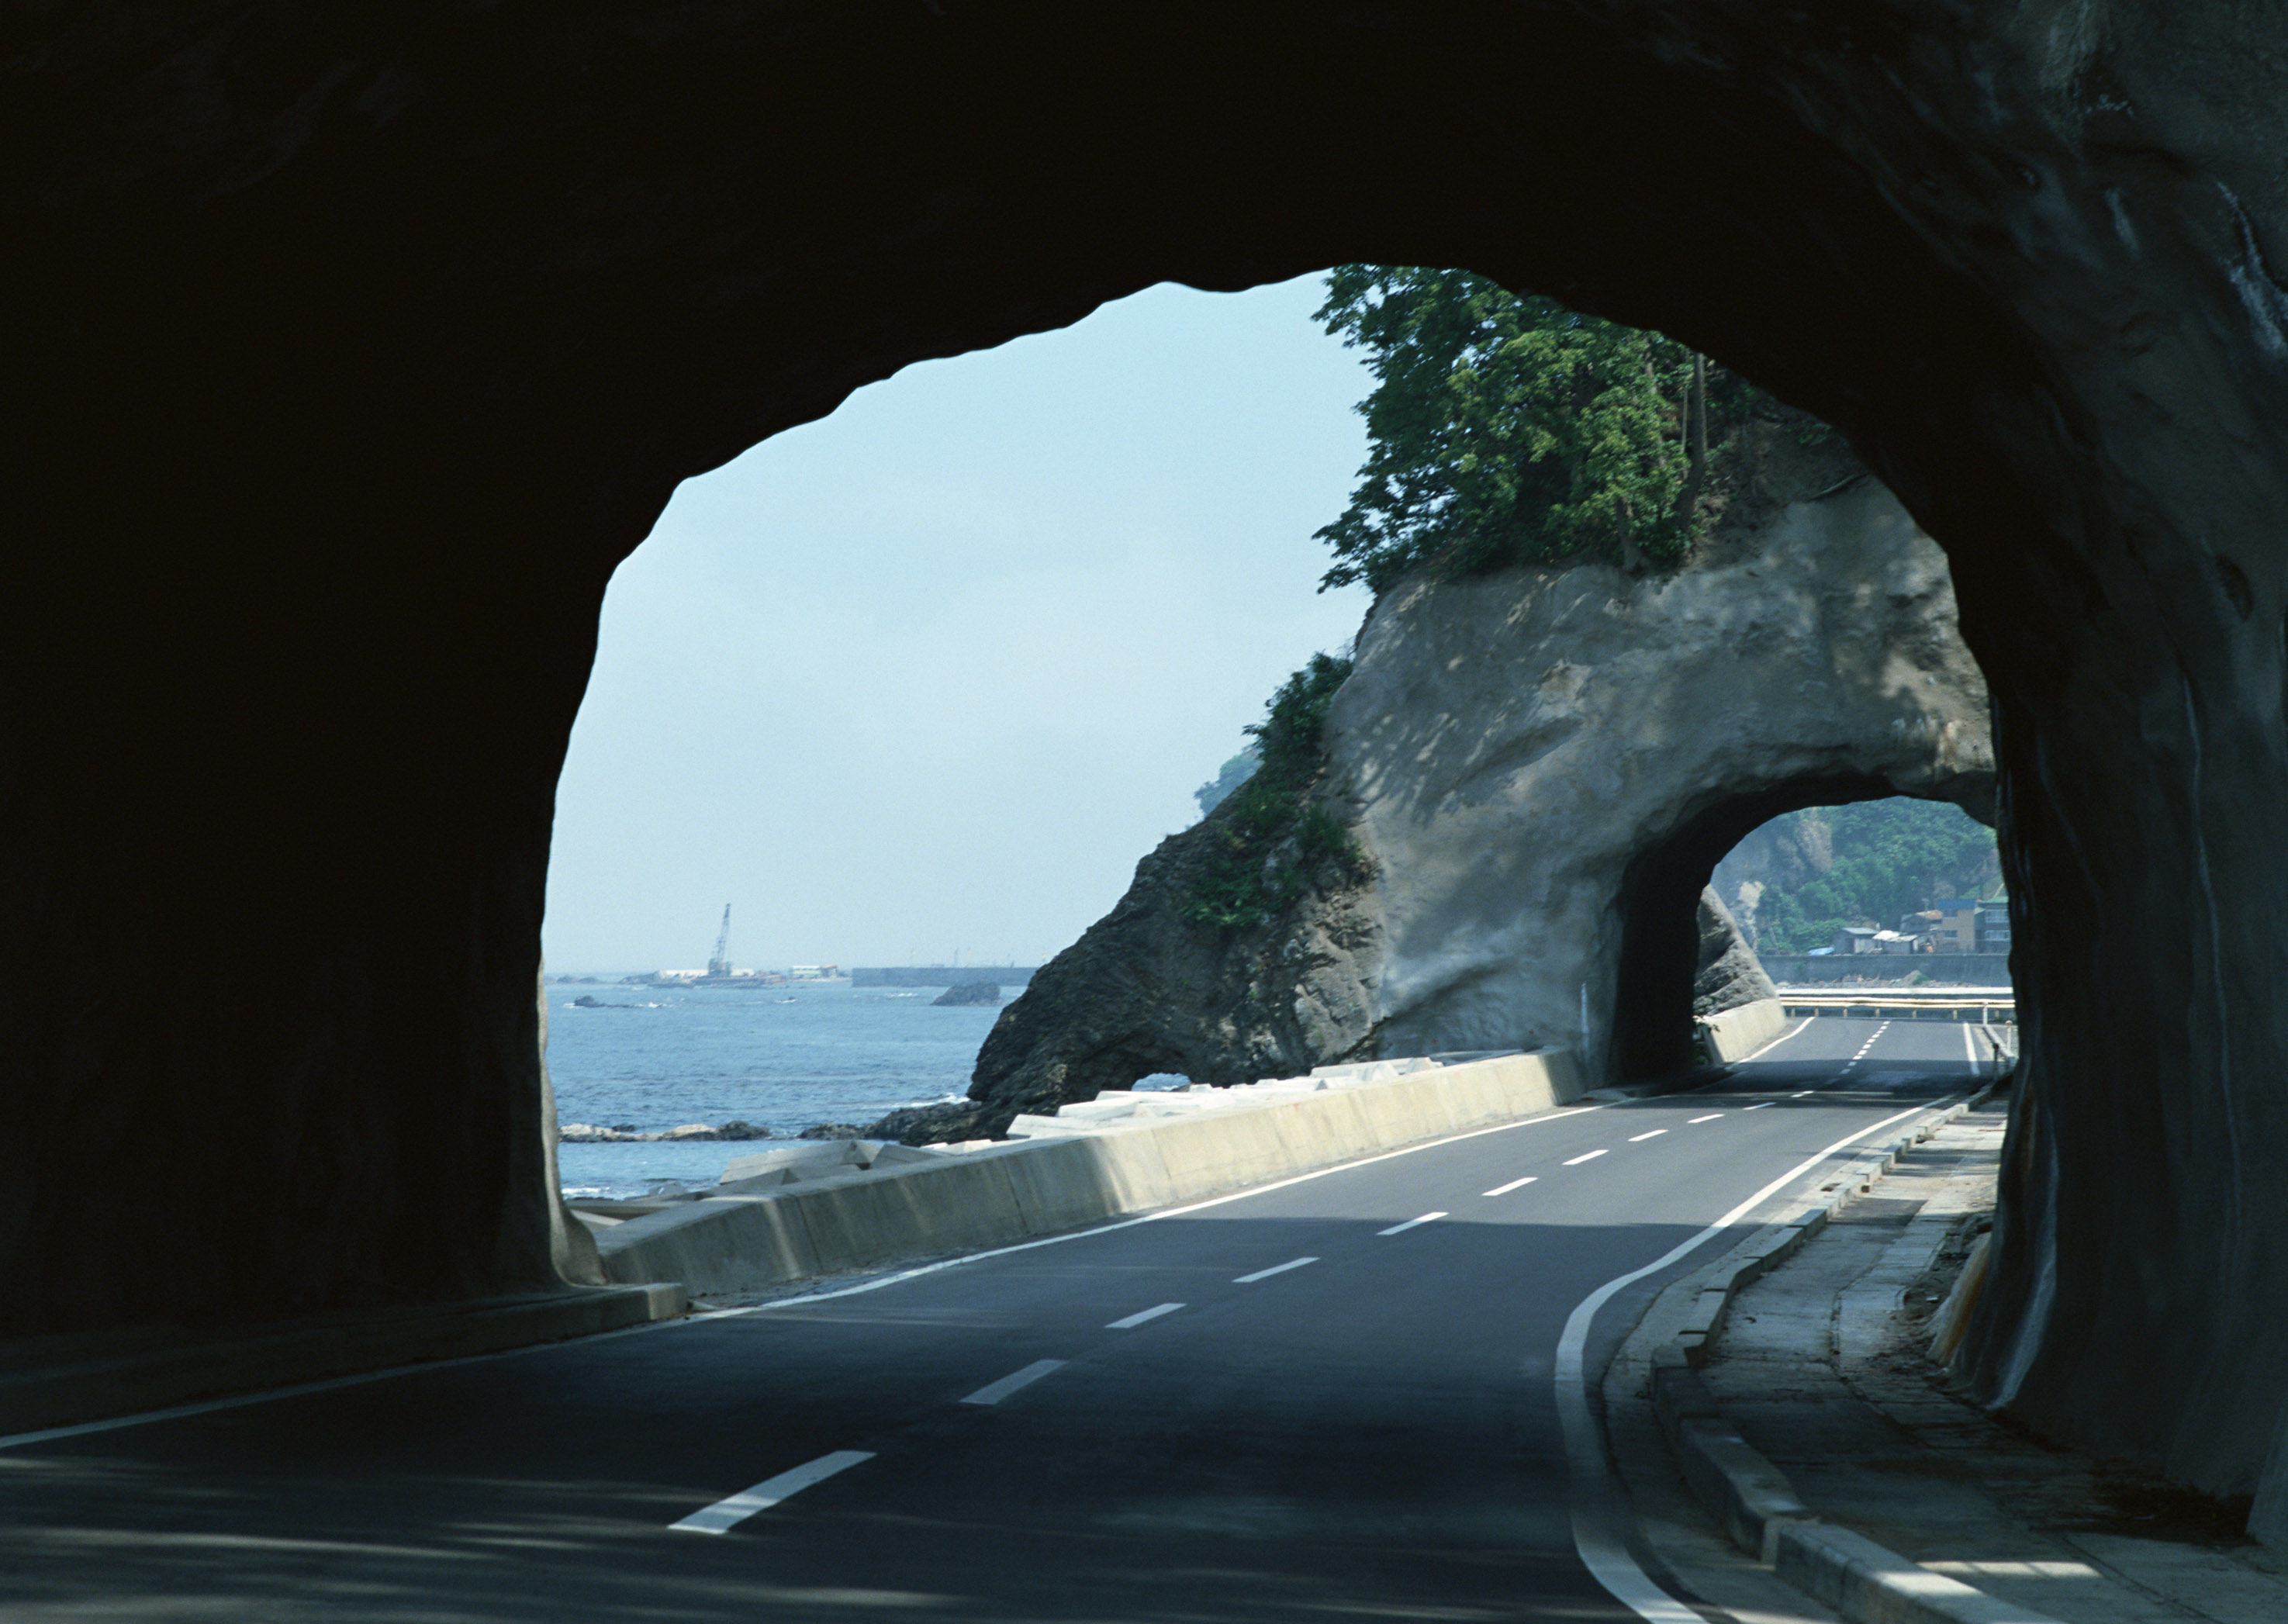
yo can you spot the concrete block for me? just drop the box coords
[1142,1104,1303,1200]
[719,1141,866,1184]
[1699,998,1792,1064]
[1073,1128,1185,1213]
[790,1155,1030,1275]
[597,1190,821,1297]
[993,1135,1141,1235]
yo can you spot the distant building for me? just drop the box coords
[1977,897,2012,952]
[1832,926,1878,955]
[1927,897,1981,952]
[1898,908,1943,952]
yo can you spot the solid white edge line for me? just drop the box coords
[1105,1302,1184,1330]
[1563,1149,1609,1166]
[1482,1176,1539,1197]
[668,1448,875,1534]
[1963,1021,1980,1075]
[2,1096,1632,1450]
[1556,1097,1951,1621]
[1377,1212,1446,1236]
[1733,1015,1815,1064]
[959,1359,1066,1405]
[1233,1256,1318,1284]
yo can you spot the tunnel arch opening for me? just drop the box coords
[1613,779,2003,1080]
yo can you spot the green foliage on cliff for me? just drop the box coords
[1315,267,1810,592]
[1184,655,1359,929]
[1748,800,2000,953]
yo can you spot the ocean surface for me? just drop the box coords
[548,981,999,1198]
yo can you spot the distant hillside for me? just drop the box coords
[1714,800,1999,954]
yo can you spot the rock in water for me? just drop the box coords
[714,1120,771,1141]
[797,1122,866,1140]
[931,981,1000,1007]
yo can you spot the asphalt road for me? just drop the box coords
[0,1016,1991,1622]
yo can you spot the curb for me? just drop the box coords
[1635,1067,2065,1624]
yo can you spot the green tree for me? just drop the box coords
[1315,267,1770,592]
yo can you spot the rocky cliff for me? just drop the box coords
[890,471,1990,1142]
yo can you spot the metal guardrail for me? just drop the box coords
[1776,990,2016,1023]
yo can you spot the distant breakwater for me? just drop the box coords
[852,966,1036,988]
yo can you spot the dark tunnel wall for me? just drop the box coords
[10,3,2288,1508]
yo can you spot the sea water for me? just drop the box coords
[548,981,999,1197]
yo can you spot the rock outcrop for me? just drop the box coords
[932,475,1989,1142]
[931,981,1001,1007]
[1693,890,1778,1018]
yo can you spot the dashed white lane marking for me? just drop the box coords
[1105,1303,1184,1329]
[1790,1090,1815,1099]
[1564,1149,1609,1166]
[960,1360,1067,1405]
[1377,1211,1446,1236]
[1627,1130,1667,1142]
[1483,1176,1539,1196]
[1744,1102,1772,1111]
[0,1096,1630,1453]
[669,1450,874,1534]
[1234,1256,1318,1284]
[1688,1114,1723,1125]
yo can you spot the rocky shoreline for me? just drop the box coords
[559,1119,774,1143]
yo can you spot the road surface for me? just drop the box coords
[1,1016,1989,1621]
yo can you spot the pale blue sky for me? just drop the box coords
[542,274,1374,973]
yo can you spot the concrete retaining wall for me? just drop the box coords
[595,1049,1584,1299]
[1760,953,2010,986]
[1697,997,1795,1064]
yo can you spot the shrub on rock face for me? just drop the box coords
[1183,653,1362,930]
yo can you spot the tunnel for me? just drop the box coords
[1611,776,1998,1082]
[10,5,2288,1523]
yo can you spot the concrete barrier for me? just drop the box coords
[1697,997,1795,1064]
[596,1048,1584,1299]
